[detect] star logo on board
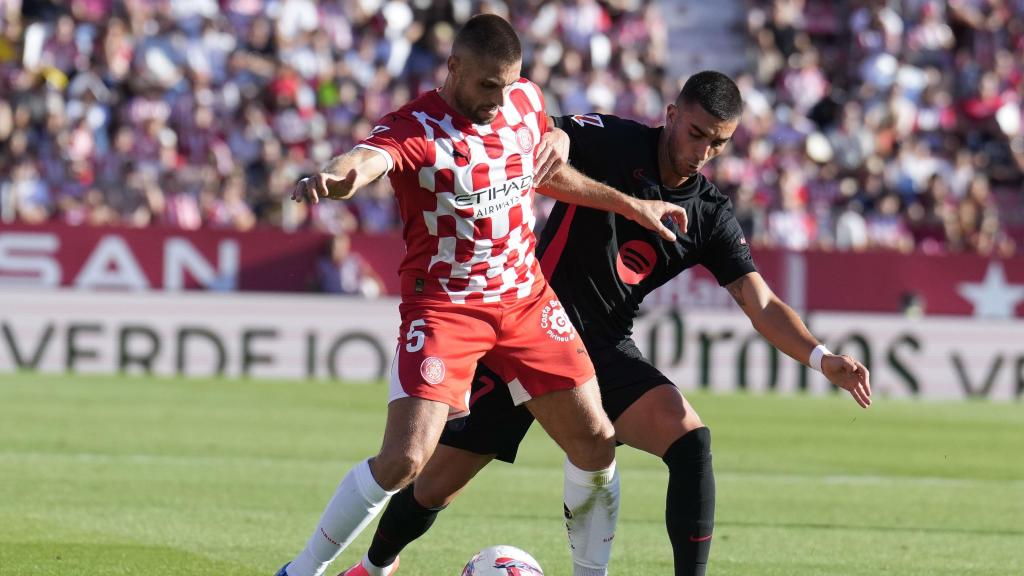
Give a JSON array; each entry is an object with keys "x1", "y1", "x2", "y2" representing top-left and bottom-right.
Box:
[{"x1": 955, "y1": 262, "x2": 1024, "y2": 319}]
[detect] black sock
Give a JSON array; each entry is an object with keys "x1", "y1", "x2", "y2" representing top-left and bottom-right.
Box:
[
  {"x1": 366, "y1": 484, "x2": 445, "y2": 568},
  {"x1": 662, "y1": 426, "x2": 715, "y2": 576}
]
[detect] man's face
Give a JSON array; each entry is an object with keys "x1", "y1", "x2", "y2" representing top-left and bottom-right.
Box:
[
  {"x1": 448, "y1": 52, "x2": 522, "y2": 124},
  {"x1": 664, "y1": 100, "x2": 739, "y2": 179}
]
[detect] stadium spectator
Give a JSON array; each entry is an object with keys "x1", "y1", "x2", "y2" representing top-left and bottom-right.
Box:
[
  {"x1": 315, "y1": 232, "x2": 382, "y2": 297},
  {"x1": 835, "y1": 198, "x2": 870, "y2": 251}
]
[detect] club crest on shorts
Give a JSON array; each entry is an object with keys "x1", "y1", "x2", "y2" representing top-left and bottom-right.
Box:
[
  {"x1": 516, "y1": 126, "x2": 534, "y2": 154},
  {"x1": 540, "y1": 299, "x2": 576, "y2": 342},
  {"x1": 420, "y1": 357, "x2": 446, "y2": 384}
]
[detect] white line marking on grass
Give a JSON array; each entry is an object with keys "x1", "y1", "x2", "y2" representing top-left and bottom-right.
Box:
[{"x1": 1, "y1": 451, "x2": 1022, "y2": 488}]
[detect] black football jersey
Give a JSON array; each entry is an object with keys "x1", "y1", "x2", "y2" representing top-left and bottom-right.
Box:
[{"x1": 538, "y1": 113, "x2": 757, "y2": 351}]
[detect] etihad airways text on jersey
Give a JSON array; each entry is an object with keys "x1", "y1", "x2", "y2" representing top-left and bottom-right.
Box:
[{"x1": 452, "y1": 174, "x2": 534, "y2": 218}]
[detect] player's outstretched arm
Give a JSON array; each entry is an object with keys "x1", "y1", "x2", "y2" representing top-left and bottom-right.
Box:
[
  {"x1": 538, "y1": 164, "x2": 689, "y2": 241},
  {"x1": 726, "y1": 272, "x2": 872, "y2": 408},
  {"x1": 291, "y1": 148, "x2": 389, "y2": 204}
]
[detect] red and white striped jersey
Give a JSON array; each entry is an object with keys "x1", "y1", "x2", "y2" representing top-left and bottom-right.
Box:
[{"x1": 356, "y1": 79, "x2": 548, "y2": 304}]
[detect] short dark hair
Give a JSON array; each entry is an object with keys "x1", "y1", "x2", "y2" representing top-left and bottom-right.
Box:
[
  {"x1": 453, "y1": 14, "x2": 522, "y2": 65},
  {"x1": 677, "y1": 71, "x2": 743, "y2": 121}
]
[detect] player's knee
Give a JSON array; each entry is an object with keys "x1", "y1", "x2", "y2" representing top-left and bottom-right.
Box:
[
  {"x1": 372, "y1": 450, "x2": 430, "y2": 491},
  {"x1": 690, "y1": 426, "x2": 712, "y2": 455},
  {"x1": 564, "y1": 420, "x2": 616, "y2": 471},
  {"x1": 663, "y1": 426, "x2": 712, "y2": 470}
]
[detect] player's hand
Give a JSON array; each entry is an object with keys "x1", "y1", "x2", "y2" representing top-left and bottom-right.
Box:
[
  {"x1": 534, "y1": 127, "x2": 570, "y2": 186},
  {"x1": 292, "y1": 169, "x2": 357, "y2": 204},
  {"x1": 822, "y1": 354, "x2": 872, "y2": 408},
  {"x1": 627, "y1": 199, "x2": 689, "y2": 242}
]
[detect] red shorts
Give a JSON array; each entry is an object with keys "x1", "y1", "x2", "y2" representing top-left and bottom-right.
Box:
[{"x1": 390, "y1": 284, "x2": 594, "y2": 418}]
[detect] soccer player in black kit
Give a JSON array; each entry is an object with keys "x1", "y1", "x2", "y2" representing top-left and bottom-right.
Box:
[{"x1": 338, "y1": 71, "x2": 872, "y2": 576}]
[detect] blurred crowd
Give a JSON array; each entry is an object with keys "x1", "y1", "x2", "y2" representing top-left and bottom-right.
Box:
[
  {"x1": 0, "y1": 0, "x2": 665, "y2": 241},
  {"x1": 719, "y1": 0, "x2": 1024, "y2": 256},
  {"x1": 0, "y1": 0, "x2": 1022, "y2": 260}
]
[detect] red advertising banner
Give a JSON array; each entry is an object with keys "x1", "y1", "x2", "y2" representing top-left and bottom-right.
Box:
[
  {"x1": 0, "y1": 223, "x2": 330, "y2": 292},
  {"x1": 648, "y1": 248, "x2": 1024, "y2": 319},
  {"x1": 802, "y1": 250, "x2": 1024, "y2": 318},
  {"x1": 347, "y1": 232, "x2": 404, "y2": 294},
  {"x1": 2, "y1": 224, "x2": 1022, "y2": 318}
]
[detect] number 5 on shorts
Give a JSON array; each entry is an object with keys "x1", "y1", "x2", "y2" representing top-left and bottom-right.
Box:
[{"x1": 406, "y1": 319, "x2": 426, "y2": 352}]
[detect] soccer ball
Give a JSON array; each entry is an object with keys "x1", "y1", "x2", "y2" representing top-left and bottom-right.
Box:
[{"x1": 460, "y1": 545, "x2": 544, "y2": 576}]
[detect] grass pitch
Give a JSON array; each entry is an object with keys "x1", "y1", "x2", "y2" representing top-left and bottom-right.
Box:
[{"x1": 0, "y1": 373, "x2": 1021, "y2": 575}]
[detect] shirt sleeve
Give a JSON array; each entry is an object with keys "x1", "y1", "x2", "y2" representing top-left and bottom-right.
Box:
[
  {"x1": 354, "y1": 112, "x2": 429, "y2": 176},
  {"x1": 535, "y1": 86, "x2": 548, "y2": 135},
  {"x1": 552, "y1": 114, "x2": 606, "y2": 175},
  {"x1": 702, "y1": 199, "x2": 758, "y2": 286}
]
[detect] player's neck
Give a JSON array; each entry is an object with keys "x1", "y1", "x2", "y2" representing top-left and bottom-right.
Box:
[
  {"x1": 657, "y1": 131, "x2": 691, "y2": 189},
  {"x1": 438, "y1": 81, "x2": 454, "y2": 107},
  {"x1": 437, "y1": 81, "x2": 468, "y2": 122}
]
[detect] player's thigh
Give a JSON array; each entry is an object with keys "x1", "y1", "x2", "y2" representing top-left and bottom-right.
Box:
[
  {"x1": 414, "y1": 444, "x2": 496, "y2": 508},
  {"x1": 525, "y1": 377, "x2": 616, "y2": 470},
  {"x1": 489, "y1": 287, "x2": 596, "y2": 406},
  {"x1": 438, "y1": 359, "x2": 536, "y2": 465},
  {"x1": 613, "y1": 384, "x2": 704, "y2": 458},
  {"x1": 490, "y1": 288, "x2": 611, "y2": 467},
  {"x1": 373, "y1": 396, "x2": 452, "y2": 489},
  {"x1": 524, "y1": 376, "x2": 609, "y2": 439},
  {"x1": 418, "y1": 359, "x2": 535, "y2": 507},
  {"x1": 392, "y1": 300, "x2": 497, "y2": 417}
]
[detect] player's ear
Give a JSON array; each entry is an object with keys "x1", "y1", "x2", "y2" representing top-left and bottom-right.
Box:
[
  {"x1": 665, "y1": 103, "x2": 677, "y2": 128},
  {"x1": 447, "y1": 54, "x2": 460, "y2": 77}
]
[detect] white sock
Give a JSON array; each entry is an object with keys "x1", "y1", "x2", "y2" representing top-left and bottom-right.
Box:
[
  {"x1": 563, "y1": 458, "x2": 620, "y2": 576},
  {"x1": 359, "y1": 553, "x2": 397, "y2": 576},
  {"x1": 287, "y1": 459, "x2": 397, "y2": 576}
]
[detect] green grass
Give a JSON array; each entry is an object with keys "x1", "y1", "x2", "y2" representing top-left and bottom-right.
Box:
[{"x1": 0, "y1": 373, "x2": 1022, "y2": 575}]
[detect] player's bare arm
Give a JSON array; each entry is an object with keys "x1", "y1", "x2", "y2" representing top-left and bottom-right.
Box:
[
  {"x1": 538, "y1": 164, "x2": 689, "y2": 242},
  {"x1": 291, "y1": 147, "x2": 389, "y2": 204},
  {"x1": 726, "y1": 271, "x2": 872, "y2": 408}
]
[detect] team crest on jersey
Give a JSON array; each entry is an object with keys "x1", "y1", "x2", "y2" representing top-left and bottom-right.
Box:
[
  {"x1": 570, "y1": 114, "x2": 604, "y2": 128},
  {"x1": 516, "y1": 126, "x2": 534, "y2": 154},
  {"x1": 420, "y1": 357, "x2": 446, "y2": 384},
  {"x1": 369, "y1": 124, "x2": 390, "y2": 136},
  {"x1": 540, "y1": 299, "x2": 576, "y2": 342}
]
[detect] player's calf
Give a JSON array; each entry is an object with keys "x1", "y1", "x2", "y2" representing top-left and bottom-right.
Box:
[
  {"x1": 664, "y1": 426, "x2": 715, "y2": 576},
  {"x1": 285, "y1": 459, "x2": 398, "y2": 576},
  {"x1": 364, "y1": 485, "x2": 445, "y2": 571},
  {"x1": 563, "y1": 457, "x2": 620, "y2": 576},
  {"x1": 528, "y1": 380, "x2": 620, "y2": 576}
]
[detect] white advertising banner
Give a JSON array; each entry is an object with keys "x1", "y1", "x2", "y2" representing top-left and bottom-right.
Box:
[
  {"x1": 634, "y1": 308, "x2": 1024, "y2": 401},
  {"x1": 0, "y1": 290, "x2": 400, "y2": 382},
  {"x1": 1, "y1": 291, "x2": 1021, "y2": 400}
]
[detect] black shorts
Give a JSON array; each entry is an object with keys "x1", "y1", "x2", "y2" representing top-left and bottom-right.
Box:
[{"x1": 439, "y1": 339, "x2": 672, "y2": 463}]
